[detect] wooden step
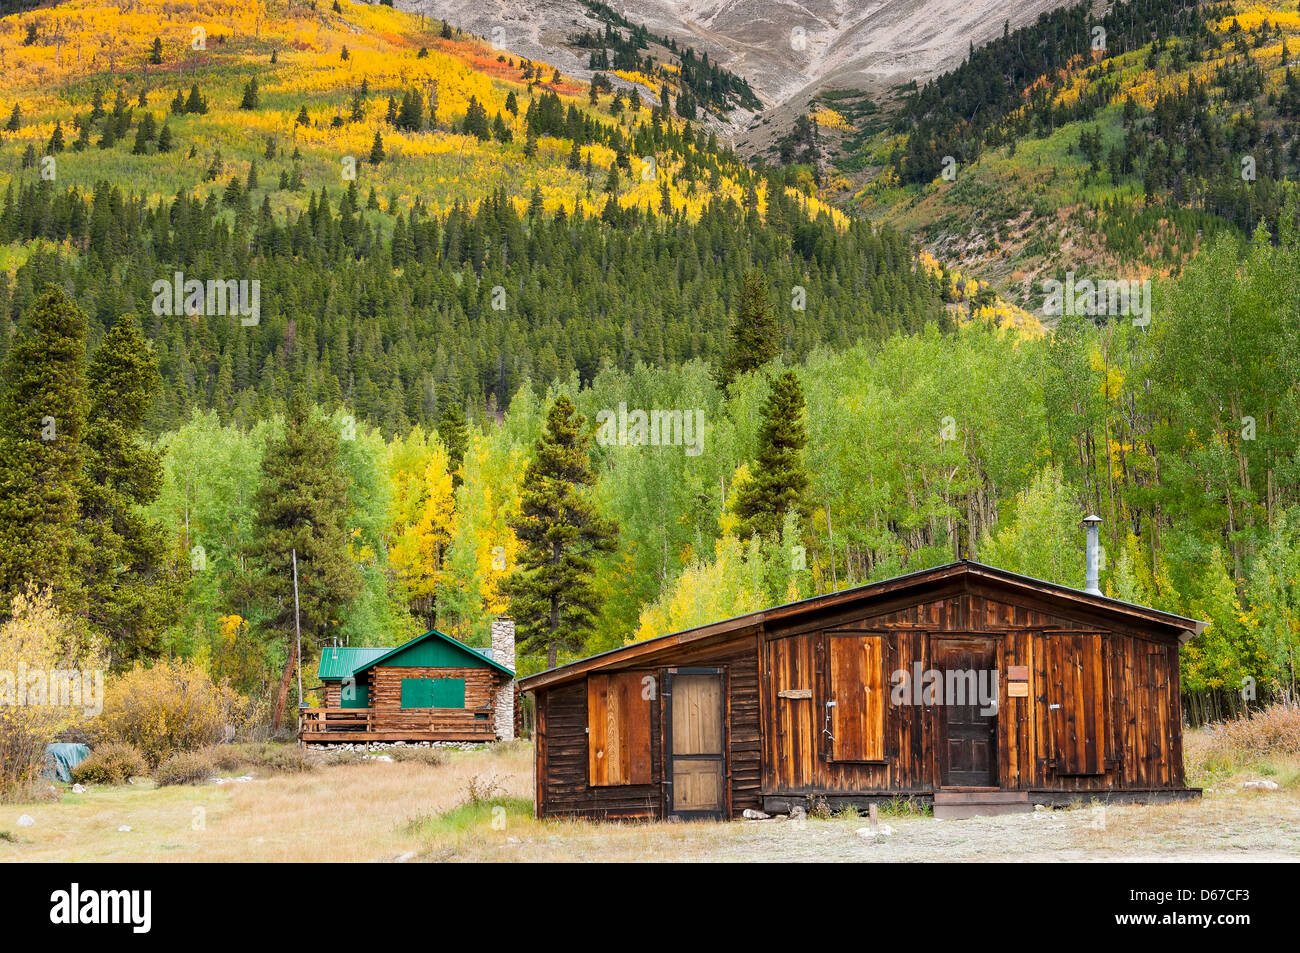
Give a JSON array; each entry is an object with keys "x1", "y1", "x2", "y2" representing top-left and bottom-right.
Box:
[{"x1": 933, "y1": 790, "x2": 1031, "y2": 819}]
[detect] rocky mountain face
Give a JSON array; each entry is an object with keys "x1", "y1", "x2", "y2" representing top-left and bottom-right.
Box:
[{"x1": 401, "y1": 0, "x2": 1080, "y2": 117}]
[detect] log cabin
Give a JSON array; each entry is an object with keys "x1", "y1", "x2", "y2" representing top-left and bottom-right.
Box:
[
  {"x1": 518, "y1": 559, "x2": 1208, "y2": 820},
  {"x1": 300, "y1": 620, "x2": 517, "y2": 744}
]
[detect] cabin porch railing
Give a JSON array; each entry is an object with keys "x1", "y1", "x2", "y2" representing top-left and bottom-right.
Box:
[{"x1": 298, "y1": 706, "x2": 495, "y2": 738}]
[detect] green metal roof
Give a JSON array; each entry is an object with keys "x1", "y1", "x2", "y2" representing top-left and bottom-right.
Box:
[
  {"x1": 317, "y1": 645, "x2": 389, "y2": 680},
  {"x1": 317, "y1": 628, "x2": 514, "y2": 680}
]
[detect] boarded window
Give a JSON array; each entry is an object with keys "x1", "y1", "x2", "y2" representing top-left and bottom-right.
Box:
[
  {"x1": 430, "y1": 678, "x2": 465, "y2": 708},
  {"x1": 827, "y1": 635, "x2": 885, "y2": 761},
  {"x1": 587, "y1": 672, "x2": 652, "y2": 786},
  {"x1": 340, "y1": 680, "x2": 368, "y2": 709},
  {"x1": 1048, "y1": 634, "x2": 1105, "y2": 775},
  {"x1": 399, "y1": 678, "x2": 465, "y2": 708},
  {"x1": 400, "y1": 678, "x2": 432, "y2": 709}
]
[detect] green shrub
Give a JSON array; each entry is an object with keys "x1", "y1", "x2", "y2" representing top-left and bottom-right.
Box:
[
  {"x1": 154, "y1": 750, "x2": 217, "y2": 786},
  {"x1": 205, "y1": 745, "x2": 244, "y2": 773},
  {"x1": 1203, "y1": 705, "x2": 1300, "y2": 764},
  {"x1": 94, "y1": 659, "x2": 259, "y2": 767},
  {"x1": 404, "y1": 796, "x2": 532, "y2": 837},
  {"x1": 0, "y1": 720, "x2": 46, "y2": 804},
  {"x1": 323, "y1": 749, "x2": 364, "y2": 766},
  {"x1": 71, "y1": 743, "x2": 147, "y2": 785},
  {"x1": 202, "y1": 742, "x2": 316, "y2": 775},
  {"x1": 489, "y1": 738, "x2": 531, "y2": 758},
  {"x1": 389, "y1": 747, "x2": 447, "y2": 766},
  {"x1": 0, "y1": 590, "x2": 103, "y2": 802},
  {"x1": 243, "y1": 743, "x2": 314, "y2": 774}
]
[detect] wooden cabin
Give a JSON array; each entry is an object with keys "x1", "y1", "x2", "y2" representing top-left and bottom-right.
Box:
[
  {"x1": 518, "y1": 561, "x2": 1207, "y2": 820},
  {"x1": 300, "y1": 622, "x2": 517, "y2": 744}
]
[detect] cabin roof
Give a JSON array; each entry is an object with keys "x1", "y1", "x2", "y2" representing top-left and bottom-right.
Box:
[
  {"x1": 517, "y1": 560, "x2": 1208, "y2": 692},
  {"x1": 317, "y1": 646, "x2": 389, "y2": 680},
  {"x1": 317, "y1": 629, "x2": 514, "y2": 680}
]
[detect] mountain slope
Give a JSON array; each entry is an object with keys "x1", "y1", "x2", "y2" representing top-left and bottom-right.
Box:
[
  {"x1": 401, "y1": 0, "x2": 1079, "y2": 129},
  {"x1": 839, "y1": 0, "x2": 1300, "y2": 303},
  {"x1": 0, "y1": 0, "x2": 960, "y2": 434}
]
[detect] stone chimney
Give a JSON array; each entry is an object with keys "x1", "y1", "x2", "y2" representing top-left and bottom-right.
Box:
[{"x1": 490, "y1": 617, "x2": 516, "y2": 741}]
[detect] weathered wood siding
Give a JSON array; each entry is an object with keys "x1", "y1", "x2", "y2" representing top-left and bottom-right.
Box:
[
  {"x1": 533, "y1": 582, "x2": 1189, "y2": 818},
  {"x1": 536, "y1": 679, "x2": 663, "y2": 819},
  {"x1": 534, "y1": 640, "x2": 762, "y2": 820},
  {"x1": 369, "y1": 666, "x2": 498, "y2": 711},
  {"x1": 759, "y1": 589, "x2": 1185, "y2": 795}
]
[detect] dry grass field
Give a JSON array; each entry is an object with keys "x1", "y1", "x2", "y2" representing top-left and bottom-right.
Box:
[{"x1": 2, "y1": 728, "x2": 1298, "y2": 863}]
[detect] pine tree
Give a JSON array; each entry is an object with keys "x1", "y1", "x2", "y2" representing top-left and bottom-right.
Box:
[
  {"x1": 492, "y1": 112, "x2": 511, "y2": 143},
  {"x1": 239, "y1": 76, "x2": 259, "y2": 110},
  {"x1": 717, "y1": 270, "x2": 781, "y2": 387},
  {"x1": 0, "y1": 287, "x2": 89, "y2": 614},
  {"x1": 47, "y1": 121, "x2": 65, "y2": 154},
  {"x1": 131, "y1": 113, "x2": 156, "y2": 154},
  {"x1": 396, "y1": 89, "x2": 423, "y2": 131},
  {"x1": 507, "y1": 395, "x2": 616, "y2": 666},
  {"x1": 369, "y1": 129, "x2": 385, "y2": 165},
  {"x1": 79, "y1": 314, "x2": 172, "y2": 664},
  {"x1": 249, "y1": 397, "x2": 362, "y2": 728},
  {"x1": 184, "y1": 83, "x2": 207, "y2": 114},
  {"x1": 733, "y1": 370, "x2": 811, "y2": 541},
  {"x1": 6, "y1": 103, "x2": 21, "y2": 132},
  {"x1": 436, "y1": 395, "x2": 468, "y2": 485},
  {"x1": 156, "y1": 122, "x2": 173, "y2": 153},
  {"x1": 148, "y1": 37, "x2": 163, "y2": 65}
]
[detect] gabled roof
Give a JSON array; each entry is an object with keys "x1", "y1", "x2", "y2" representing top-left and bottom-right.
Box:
[
  {"x1": 518, "y1": 560, "x2": 1208, "y2": 692},
  {"x1": 317, "y1": 646, "x2": 389, "y2": 680},
  {"x1": 358, "y1": 628, "x2": 514, "y2": 677},
  {"x1": 317, "y1": 629, "x2": 515, "y2": 680}
]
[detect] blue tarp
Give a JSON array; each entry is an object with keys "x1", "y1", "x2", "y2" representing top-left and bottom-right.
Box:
[{"x1": 43, "y1": 743, "x2": 91, "y2": 783}]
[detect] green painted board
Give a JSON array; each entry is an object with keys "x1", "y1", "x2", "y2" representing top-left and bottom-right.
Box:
[
  {"x1": 430, "y1": 678, "x2": 465, "y2": 708},
  {"x1": 340, "y1": 683, "x2": 369, "y2": 709},
  {"x1": 400, "y1": 678, "x2": 434, "y2": 709},
  {"x1": 385, "y1": 638, "x2": 485, "y2": 670},
  {"x1": 399, "y1": 677, "x2": 465, "y2": 708}
]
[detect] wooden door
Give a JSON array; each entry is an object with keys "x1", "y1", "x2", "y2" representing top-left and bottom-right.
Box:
[
  {"x1": 763, "y1": 635, "x2": 816, "y2": 790},
  {"x1": 666, "y1": 669, "x2": 726, "y2": 819},
  {"x1": 935, "y1": 638, "x2": 998, "y2": 787}
]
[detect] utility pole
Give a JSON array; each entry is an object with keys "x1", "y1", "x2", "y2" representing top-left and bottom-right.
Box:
[{"x1": 292, "y1": 548, "x2": 303, "y2": 712}]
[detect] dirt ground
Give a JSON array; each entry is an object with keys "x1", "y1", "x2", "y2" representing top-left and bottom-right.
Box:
[{"x1": 3, "y1": 742, "x2": 1298, "y2": 862}]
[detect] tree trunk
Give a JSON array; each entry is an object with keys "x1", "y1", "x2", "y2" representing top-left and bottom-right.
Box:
[{"x1": 272, "y1": 631, "x2": 295, "y2": 731}]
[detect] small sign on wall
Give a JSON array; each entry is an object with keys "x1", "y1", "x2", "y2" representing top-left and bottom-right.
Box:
[{"x1": 1007, "y1": 664, "x2": 1029, "y2": 698}]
